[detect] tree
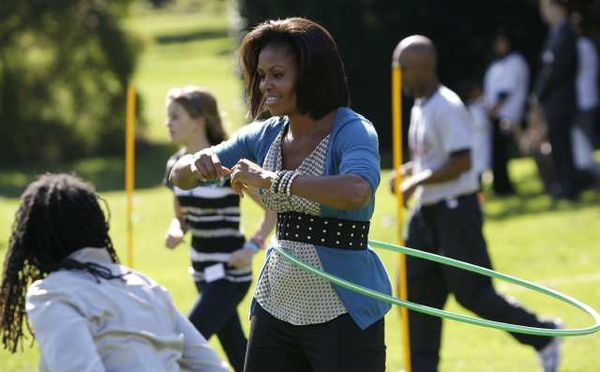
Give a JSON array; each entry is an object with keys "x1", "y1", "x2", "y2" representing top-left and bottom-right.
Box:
[{"x1": 0, "y1": 0, "x2": 142, "y2": 163}]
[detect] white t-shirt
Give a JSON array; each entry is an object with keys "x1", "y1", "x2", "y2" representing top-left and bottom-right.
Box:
[
  {"x1": 484, "y1": 52, "x2": 529, "y2": 125},
  {"x1": 576, "y1": 36, "x2": 599, "y2": 111},
  {"x1": 409, "y1": 85, "x2": 479, "y2": 205},
  {"x1": 572, "y1": 125, "x2": 598, "y2": 171},
  {"x1": 467, "y1": 98, "x2": 491, "y2": 175}
]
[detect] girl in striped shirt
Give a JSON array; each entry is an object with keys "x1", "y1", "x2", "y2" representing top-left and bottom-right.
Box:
[{"x1": 163, "y1": 87, "x2": 275, "y2": 372}]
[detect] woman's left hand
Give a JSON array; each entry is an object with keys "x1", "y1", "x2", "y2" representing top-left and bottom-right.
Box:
[{"x1": 230, "y1": 159, "x2": 276, "y2": 196}]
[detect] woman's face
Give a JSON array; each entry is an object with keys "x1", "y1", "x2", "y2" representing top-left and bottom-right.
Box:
[
  {"x1": 257, "y1": 44, "x2": 298, "y2": 116},
  {"x1": 165, "y1": 100, "x2": 202, "y2": 145}
]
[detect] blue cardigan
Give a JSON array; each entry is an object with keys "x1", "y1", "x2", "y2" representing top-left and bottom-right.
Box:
[{"x1": 213, "y1": 107, "x2": 392, "y2": 329}]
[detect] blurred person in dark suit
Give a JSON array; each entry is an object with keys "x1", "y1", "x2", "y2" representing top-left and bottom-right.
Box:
[{"x1": 533, "y1": 0, "x2": 579, "y2": 200}]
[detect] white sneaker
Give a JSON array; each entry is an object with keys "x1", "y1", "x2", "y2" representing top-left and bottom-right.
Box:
[{"x1": 537, "y1": 321, "x2": 562, "y2": 372}]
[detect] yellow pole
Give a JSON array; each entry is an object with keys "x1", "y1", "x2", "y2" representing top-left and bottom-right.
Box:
[
  {"x1": 125, "y1": 85, "x2": 136, "y2": 268},
  {"x1": 392, "y1": 62, "x2": 411, "y2": 372}
]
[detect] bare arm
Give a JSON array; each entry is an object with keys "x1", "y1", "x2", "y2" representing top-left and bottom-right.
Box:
[
  {"x1": 418, "y1": 150, "x2": 471, "y2": 185},
  {"x1": 243, "y1": 188, "x2": 277, "y2": 244},
  {"x1": 401, "y1": 150, "x2": 471, "y2": 202},
  {"x1": 390, "y1": 161, "x2": 414, "y2": 193},
  {"x1": 228, "y1": 160, "x2": 373, "y2": 211},
  {"x1": 169, "y1": 154, "x2": 200, "y2": 190},
  {"x1": 169, "y1": 150, "x2": 230, "y2": 190},
  {"x1": 288, "y1": 174, "x2": 372, "y2": 210},
  {"x1": 165, "y1": 197, "x2": 186, "y2": 249}
]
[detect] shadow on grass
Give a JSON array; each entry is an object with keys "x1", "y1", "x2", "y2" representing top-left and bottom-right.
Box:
[
  {"x1": 155, "y1": 29, "x2": 228, "y2": 44},
  {"x1": 0, "y1": 142, "x2": 178, "y2": 198},
  {"x1": 483, "y1": 185, "x2": 600, "y2": 221},
  {"x1": 479, "y1": 154, "x2": 600, "y2": 220}
]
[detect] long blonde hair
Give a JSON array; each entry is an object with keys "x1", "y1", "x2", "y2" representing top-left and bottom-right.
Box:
[{"x1": 166, "y1": 86, "x2": 229, "y2": 145}]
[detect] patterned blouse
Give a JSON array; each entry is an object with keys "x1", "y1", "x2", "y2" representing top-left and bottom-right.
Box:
[
  {"x1": 254, "y1": 128, "x2": 347, "y2": 325},
  {"x1": 212, "y1": 108, "x2": 392, "y2": 330}
]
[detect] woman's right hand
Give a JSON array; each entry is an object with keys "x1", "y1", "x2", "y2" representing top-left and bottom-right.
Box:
[{"x1": 192, "y1": 149, "x2": 231, "y2": 181}]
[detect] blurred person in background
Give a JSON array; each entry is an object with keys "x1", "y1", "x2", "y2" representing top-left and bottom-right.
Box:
[
  {"x1": 458, "y1": 79, "x2": 491, "y2": 188},
  {"x1": 571, "y1": 12, "x2": 599, "y2": 190},
  {"x1": 534, "y1": 0, "x2": 579, "y2": 200},
  {"x1": 163, "y1": 86, "x2": 276, "y2": 372},
  {"x1": 392, "y1": 35, "x2": 561, "y2": 372},
  {"x1": 484, "y1": 29, "x2": 530, "y2": 196}
]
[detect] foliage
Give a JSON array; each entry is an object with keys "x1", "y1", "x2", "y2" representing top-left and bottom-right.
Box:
[{"x1": 0, "y1": 0, "x2": 143, "y2": 163}]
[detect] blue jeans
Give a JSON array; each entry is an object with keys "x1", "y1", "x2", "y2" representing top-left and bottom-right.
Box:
[{"x1": 190, "y1": 279, "x2": 251, "y2": 372}]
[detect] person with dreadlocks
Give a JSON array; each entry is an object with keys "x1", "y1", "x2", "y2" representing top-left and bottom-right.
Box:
[{"x1": 0, "y1": 173, "x2": 228, "y2": 372}]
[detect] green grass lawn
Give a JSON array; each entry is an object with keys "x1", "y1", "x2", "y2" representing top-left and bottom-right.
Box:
[{"x1": 1, "y1": 2, "x2": 600, "y2": 371}]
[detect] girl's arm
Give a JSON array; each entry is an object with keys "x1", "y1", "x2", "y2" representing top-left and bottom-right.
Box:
[
  {"x1": 227, "y1": 190, "x2": 277, "y2": 269},
  {"x1": 245, "y1": 188, "x2": 277, "y2": 247},
  {"x1": 165, "y1": 197, "x2": 186, "y2": 249}
]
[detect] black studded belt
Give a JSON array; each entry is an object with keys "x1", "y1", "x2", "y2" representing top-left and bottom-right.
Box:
[{"x1": 277, "y1": 212, "x2": 369, "y2": 250}]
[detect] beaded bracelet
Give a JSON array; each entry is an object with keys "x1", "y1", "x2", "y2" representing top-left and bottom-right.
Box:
[
  {"x1": 285, "y1": 172, "x2": 300, "y2": 196},
  {"x1": 269, "y1": 170, "x2": 285, "y2": 194},
  {"x1": 278, "y1": 171, "x2": 293, "y2": 194}
]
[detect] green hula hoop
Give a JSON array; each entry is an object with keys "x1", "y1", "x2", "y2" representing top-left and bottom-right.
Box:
[{"x1": 272, "y1": 240, "x2": 600, "y2": 337}]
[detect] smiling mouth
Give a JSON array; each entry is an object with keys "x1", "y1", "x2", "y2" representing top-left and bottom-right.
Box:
[{"x1": 265, "y1": 96, "x2": 280, "y2": 105}]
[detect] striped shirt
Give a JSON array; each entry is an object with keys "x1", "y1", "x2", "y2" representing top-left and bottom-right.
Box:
[{"x1": 164, "y1": 150, "x2": 250, "y2": 283}]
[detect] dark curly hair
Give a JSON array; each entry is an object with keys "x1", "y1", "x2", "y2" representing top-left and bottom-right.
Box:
[{"x1": 0, "y1": 173, "x2": 121, "y2": 353}]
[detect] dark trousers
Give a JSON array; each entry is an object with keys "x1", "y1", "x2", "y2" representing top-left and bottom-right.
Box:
[
  {"x1": 190, "y1": 279, "x2": 251, "y2": 372},
  {"x1": 491, "y1": 118, "x2": 515, "y2": 194},
  {"x1": 405, "y1": 194, "x2": 554, "y2": 372},
  {"x1": 244, "y1": 303, "x2": 385, "y2": 372},
  {"x1": 545, "y1": 106, "x2": 578, "y2": 199}
]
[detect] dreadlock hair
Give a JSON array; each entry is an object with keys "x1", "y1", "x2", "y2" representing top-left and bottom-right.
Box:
[{"x1": 0, "y1": 173, "x2": 121, "y2": 353}]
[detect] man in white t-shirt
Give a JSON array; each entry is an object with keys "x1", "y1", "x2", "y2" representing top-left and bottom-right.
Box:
[
  {"x1": 392, "y1": 35, "x2": 560, "y2": 372},
  {"x1": 484, "y1": 30, "x2": 530, "y2": 195}
]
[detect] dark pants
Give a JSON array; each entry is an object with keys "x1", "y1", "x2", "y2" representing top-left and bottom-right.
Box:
[
  {"x1": 405, "y1": 194, "x2": 554, "y2": 372},
  {"x1": 491, "y1": 118, "x2": 515, "y2": 194},
  {"x1": 244, "y1": 303, "x2": 385, "y2": 372},
  {"x1": 190, "y1": 279, "x2": 251, "y2": 372},
  {"x1": 544, "y1": 106, "x2": 578, "y2": 199}
]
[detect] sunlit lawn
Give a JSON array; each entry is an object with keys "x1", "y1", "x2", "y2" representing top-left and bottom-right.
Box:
[{"x1": 1, "y1": 2, "x2": 599, "y2": 371}]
